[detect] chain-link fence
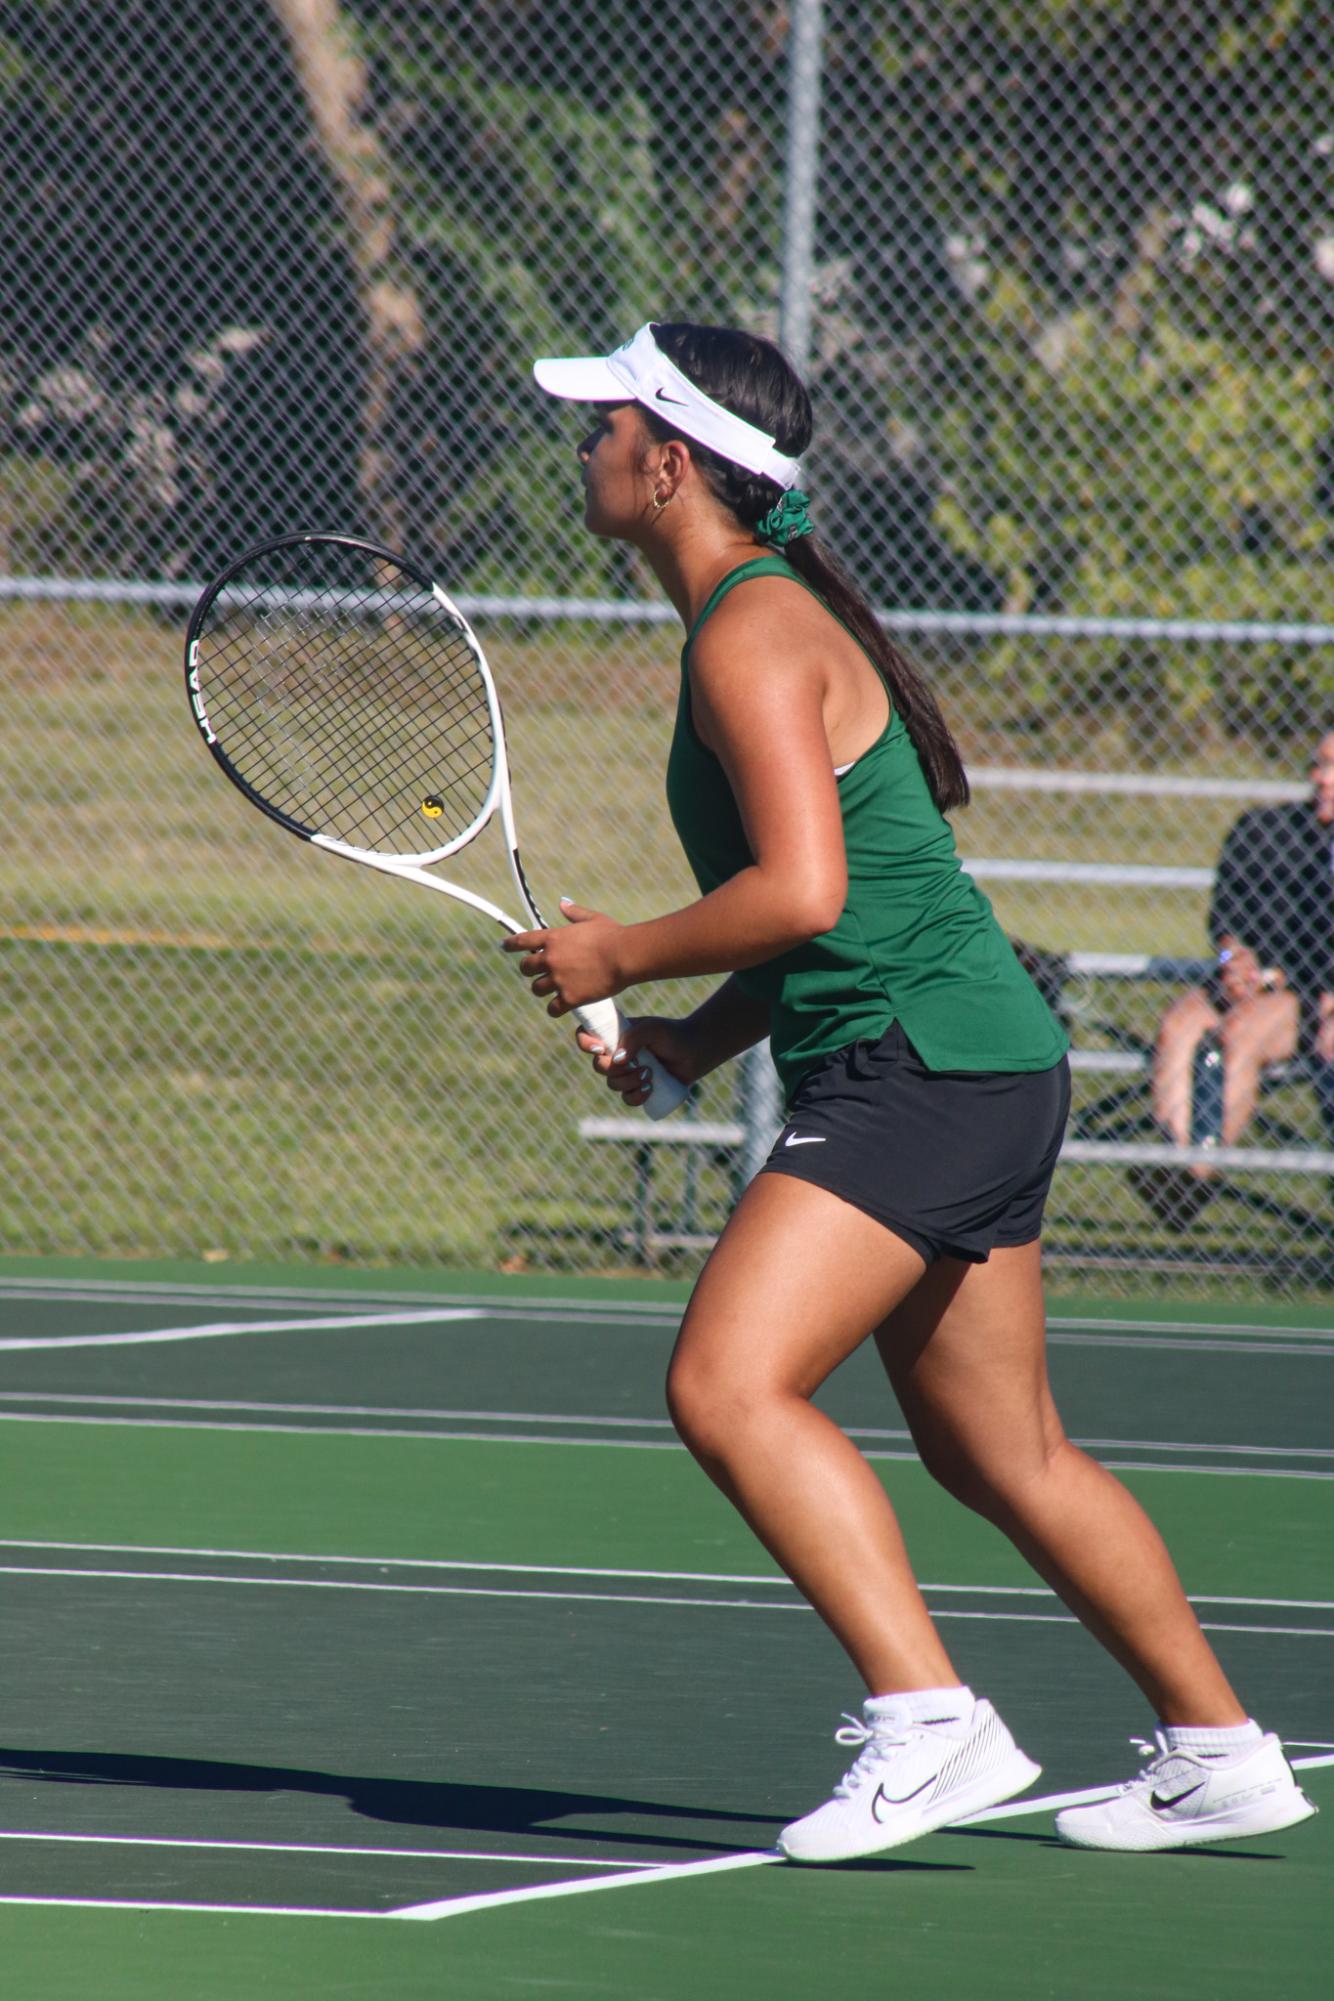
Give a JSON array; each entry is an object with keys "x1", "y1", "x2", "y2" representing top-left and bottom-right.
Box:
[{"x1": 3, "y1": 2, "x2": 1333, "y2": 1295}]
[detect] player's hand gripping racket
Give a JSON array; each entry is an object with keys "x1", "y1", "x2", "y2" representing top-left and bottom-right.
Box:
[{"x1": 184, "y1": 530, "x2": 688, "y2": 1117}]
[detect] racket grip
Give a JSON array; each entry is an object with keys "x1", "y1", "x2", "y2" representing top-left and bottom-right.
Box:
[
  {"x1": 575, "y1": 999, "x2": 690, "y2": 1120},
  {"x1": 634, "y1": 1045, "x2": 691, "y2": 1121}
]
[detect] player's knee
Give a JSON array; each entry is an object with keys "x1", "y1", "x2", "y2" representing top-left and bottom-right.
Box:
[
  {"x1": 665, "y1": 1350, "x2": 739, "y2": 1457},
  {"x1": 916, "y1": 1430, "x2": 1065, "y2": 1524},
  {"x1": 913, "y1": 1434, "x2": 991, "y2": 1512},
  {"x1": 665, "y1": 1348, "x2": 783, "y2": 1461}
]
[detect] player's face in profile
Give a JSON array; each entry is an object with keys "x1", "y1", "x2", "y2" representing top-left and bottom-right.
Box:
[
  {"x1": 1310, "y1": 731, "x2": 1334, "y2": 824},
  {"x1": 576, "y1": 402, "x2": 654, "y2": 540}
]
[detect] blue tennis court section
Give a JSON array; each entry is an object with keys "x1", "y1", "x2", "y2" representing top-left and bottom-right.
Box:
[{"x1": 0, "y1": 1259, "x2": 1328, "y2": 1999}]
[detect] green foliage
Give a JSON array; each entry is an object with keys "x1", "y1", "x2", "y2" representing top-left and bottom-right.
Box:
[
  {"x1": 384, "y1": 65, "x2": 667, "y2": 593},
  {"x1": 838, "y1": 2, "x2": 1334, "y2": 737},
  {"x1": 0, "y1": 32, "x2": 28, "y2": 108},
  {"x1": 931, "y1": 282, "x2": 1334, "y2": 730},
  {"x1": 358, "y1": 29, "x2": 769, "y2": 594},
  {"x1": 870, "y1": 0, "x2": 1137, "y2": 73},
  {"x1": 3, "y1": 0, "x2": 1333, "y2": 743}
]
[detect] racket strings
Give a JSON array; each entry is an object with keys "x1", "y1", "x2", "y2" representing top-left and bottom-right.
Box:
[
  {"x1": 194, "y1": 561, "x2": 497, "y2": 852},
  {"x1": 259, "y1": 595, "x2": 459, "y2": 807},
  {"x1": 287, "y1": 612, "x2": 448, "y2": 821}
]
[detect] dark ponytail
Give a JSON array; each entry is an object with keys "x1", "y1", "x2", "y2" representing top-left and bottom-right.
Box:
[{"x1": 645, "y1": 322, "x2": 970, "y2": 814}]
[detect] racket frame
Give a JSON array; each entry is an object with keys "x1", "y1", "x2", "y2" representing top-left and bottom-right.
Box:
[{"x1": 185, "y1": 530, "x2": 687, "y2": 1116}]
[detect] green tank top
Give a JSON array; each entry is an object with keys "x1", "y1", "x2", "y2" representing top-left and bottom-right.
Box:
[{"x1": 664, "y1": 556, "x2": 1068, "y2": 1102}]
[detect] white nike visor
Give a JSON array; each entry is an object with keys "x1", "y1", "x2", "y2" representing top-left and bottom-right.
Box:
[{"x1": 532, "y1": 323, "x2": 802, "y2": 489}]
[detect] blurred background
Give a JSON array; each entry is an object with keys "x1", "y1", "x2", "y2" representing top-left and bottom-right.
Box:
[{"x1": 2, "y1": 0, "x2": 1332, "y2": 1295}]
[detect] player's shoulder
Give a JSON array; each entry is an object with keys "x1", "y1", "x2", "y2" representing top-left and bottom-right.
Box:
[{"x1": 690, "y1": 567, "x2": 832, "y2": 674}]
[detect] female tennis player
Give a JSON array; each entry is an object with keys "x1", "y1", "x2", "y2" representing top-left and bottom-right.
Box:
[{"x1": 507, "y1": 321, "x2": 1315, "y2": 1860}]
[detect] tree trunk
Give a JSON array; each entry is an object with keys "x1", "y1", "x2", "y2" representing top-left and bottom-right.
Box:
[
  {"x1": 268, "y1": 0, "x2": 423, "y2": 546},
  {"x1": 1111, "y1": 206, "x2": 1173, "y2": 343}
]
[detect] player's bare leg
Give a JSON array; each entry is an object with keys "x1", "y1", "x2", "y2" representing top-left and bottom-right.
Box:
[
  {"x1": 876, "y1": 1241, "x2": 1245, "y2": 1725},
  {"x1": 666, "y1": 1171, "x2": 953, "y2": 1693},
  {"x1": 670, "y1": 1175, "x2": 1048, "y2": 1861}
]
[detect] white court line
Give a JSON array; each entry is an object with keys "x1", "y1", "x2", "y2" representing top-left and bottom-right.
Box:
[
  {"x1": 5, "y1": 1762, "x2": 1329, "y2": 1928},
  {"x1": 0, "y1": 1412, "x2": 689, "y2": 1448},
  {"x1": 2, "y1": 1393, "x2": 1330, "y2": 1469},
  {"x1": 6, "y1": 1276, "x2": 1334, "y2": 1341},
  {"x1": 1, "y1": 1769, "x2": 1328, "y2": 1925},
  {"x1": 0, "y1": 1561, "x2": 808, "y2": 1610},
  {"x1": 0, "y1": 1309, "x2": 481, "y2": 1353},
  {"x1": 1195, "y1": 1621, "x2": 1334, "y2": 1638},
  {"x1": 10, "y1": 1538, "x2": 799, "y2": 1585},
  {"x1": 0, "y1": 1563, "x2": 1041, "y2": 1619},
  {"x1": 1097, "y1": 1459, "x2": 1334, "y2": 1482},
  {"x1": 1189, "y1": 1594, "x2": 1334, "y2": 1610},
  {"x1": 1049, "y1": 1315, "x2": 1334, "y2": 1341},
  {"x1": 0, "y1": 1277, "x2": 677, "y2": 1309},
  {"x1": 0, "y1": 1281, "x2": 684, "y2": 1328},
  {"x1": 1054, "y1": 1339, "x2": 1334, "y2": 1360},
  {"x1": 0, "y1": 1893, "x2": 386, "y2": 1919},
  {"x1": 4, "y1": 1288, "x2": 1331, "y2": 1361},
  {"x1": 390, "y1": 1846, "x2": 781, "y2": 1921},
  {"x1": 0, "y1": 1854, "x2": 777, "y2": 1924},
  {"x1": 4, "y1": 1539, "x2": 1329, "y2": 1614},
  {"x1": 954, "y1": 1750, "x2": 1334, "y2": 1826},
  {"x1": 0, "y1": 1830, "x2": 656, "y2": 1869},
  {"x1": 968, "y1": 1749, "x2": 1334, "y2": 1824},
  {"x1": 391, "y1": 1750, "x2": 1334, "y2": 1919},
  {"x1": 958, "y1": 1782, "x2": 1120, "y2": 1823},
  {"x1": 1077, "y1": 1436, "x2": 1334, "y2": 1461},
  {"x1": 10, "y1": 1299, "x2": 1327, "y2": 1355},
  {"x1": 1, "y1": 1409, "x2": 1329, "y2": 1477},
  {"x1": 2, "y1": 1562, "x2": 1330, "y2": 1636},
  {"x1": 0, "y1": 1392, "x2": 682, "y2": 1430}
]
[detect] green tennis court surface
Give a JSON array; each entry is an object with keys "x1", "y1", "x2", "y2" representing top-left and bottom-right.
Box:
[{"x1": 0, "y1": 1256, "x2": 1329, "y2": 1999}]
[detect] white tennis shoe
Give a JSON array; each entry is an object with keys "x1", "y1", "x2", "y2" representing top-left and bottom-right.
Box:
[
  {"x1": 778, "y1": 1697, "x2": 1041, "y2": 1864},
  {"x1": 1055, "y1": 1730, "x2": 1317, "y2": 1852}
]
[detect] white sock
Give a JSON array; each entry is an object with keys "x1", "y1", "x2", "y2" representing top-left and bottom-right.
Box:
[
  {"x1": 1161, "y1": 1719, "x2": 1263, "y2": 1757},
  {"x1": 866, "y1": 1685, "x2": 975, "y2": 1733}
]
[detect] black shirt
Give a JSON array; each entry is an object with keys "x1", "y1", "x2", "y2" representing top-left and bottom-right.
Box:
[{"x1": 1210, "y1": 801, "x2": 1334, "y2": 996}]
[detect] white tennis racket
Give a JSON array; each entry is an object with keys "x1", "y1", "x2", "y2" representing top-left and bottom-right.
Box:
[{"x1": 184, "y1": 529, "x2": 688, "y2": 1118}]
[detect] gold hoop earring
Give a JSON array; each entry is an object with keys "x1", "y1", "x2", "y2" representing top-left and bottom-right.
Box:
[{"x1": 652, "y1": 490, "x2": 671, "y2": 512}]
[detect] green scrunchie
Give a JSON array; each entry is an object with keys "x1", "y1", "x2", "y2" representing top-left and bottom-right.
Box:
[{"x1": 756, "y1": 489, "x2": 814, "y2": 547}]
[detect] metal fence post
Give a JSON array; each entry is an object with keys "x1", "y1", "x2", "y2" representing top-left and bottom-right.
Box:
[
  {"x1": 736, "y1": 0, "x2": 825, "y2": 1188},
  {"x1": 778, "y1": 0, "x2": 824, "y2": 372}
]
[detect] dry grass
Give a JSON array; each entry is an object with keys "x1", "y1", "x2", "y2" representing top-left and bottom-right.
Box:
[{"x1": 0, "y1": 600, "x2": 1312, "y2": 1271}]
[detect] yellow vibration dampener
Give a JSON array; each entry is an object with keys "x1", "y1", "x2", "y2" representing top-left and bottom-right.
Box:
[{"x1": 421, "y1": 795, "x2": 444, "y2": 818}]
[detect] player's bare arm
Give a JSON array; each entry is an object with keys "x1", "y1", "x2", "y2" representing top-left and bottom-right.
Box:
[{"x1": 508, "y1": 599, "x2": 848, "y2": 1010}]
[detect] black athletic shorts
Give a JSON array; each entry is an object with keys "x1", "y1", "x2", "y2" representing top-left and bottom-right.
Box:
[{"x1": 761, "y1": 1020, "x2": 1071, "y2": 1265}]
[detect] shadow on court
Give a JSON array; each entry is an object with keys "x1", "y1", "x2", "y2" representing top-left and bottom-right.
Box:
[
  {"x1": 0, "y1": 1746, "x2": 780, "y2": 1856},
  {"x1": 945, "y1": 1823, "x2": 1286, "y2": 1862}
]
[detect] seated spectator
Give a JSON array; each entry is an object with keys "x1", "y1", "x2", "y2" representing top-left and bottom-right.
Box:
[{"x1": 1133, "y1": 729, "x2": 1334, "y2": 1227}]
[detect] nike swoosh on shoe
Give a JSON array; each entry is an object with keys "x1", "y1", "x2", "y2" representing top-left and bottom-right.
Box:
[
  {"x1": 1150, "y1": 1782, "x2": 1206, "y2": 1810},
  {"x1": 872, "y1": 1777, "x2": 934, "y2": 1819}
]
